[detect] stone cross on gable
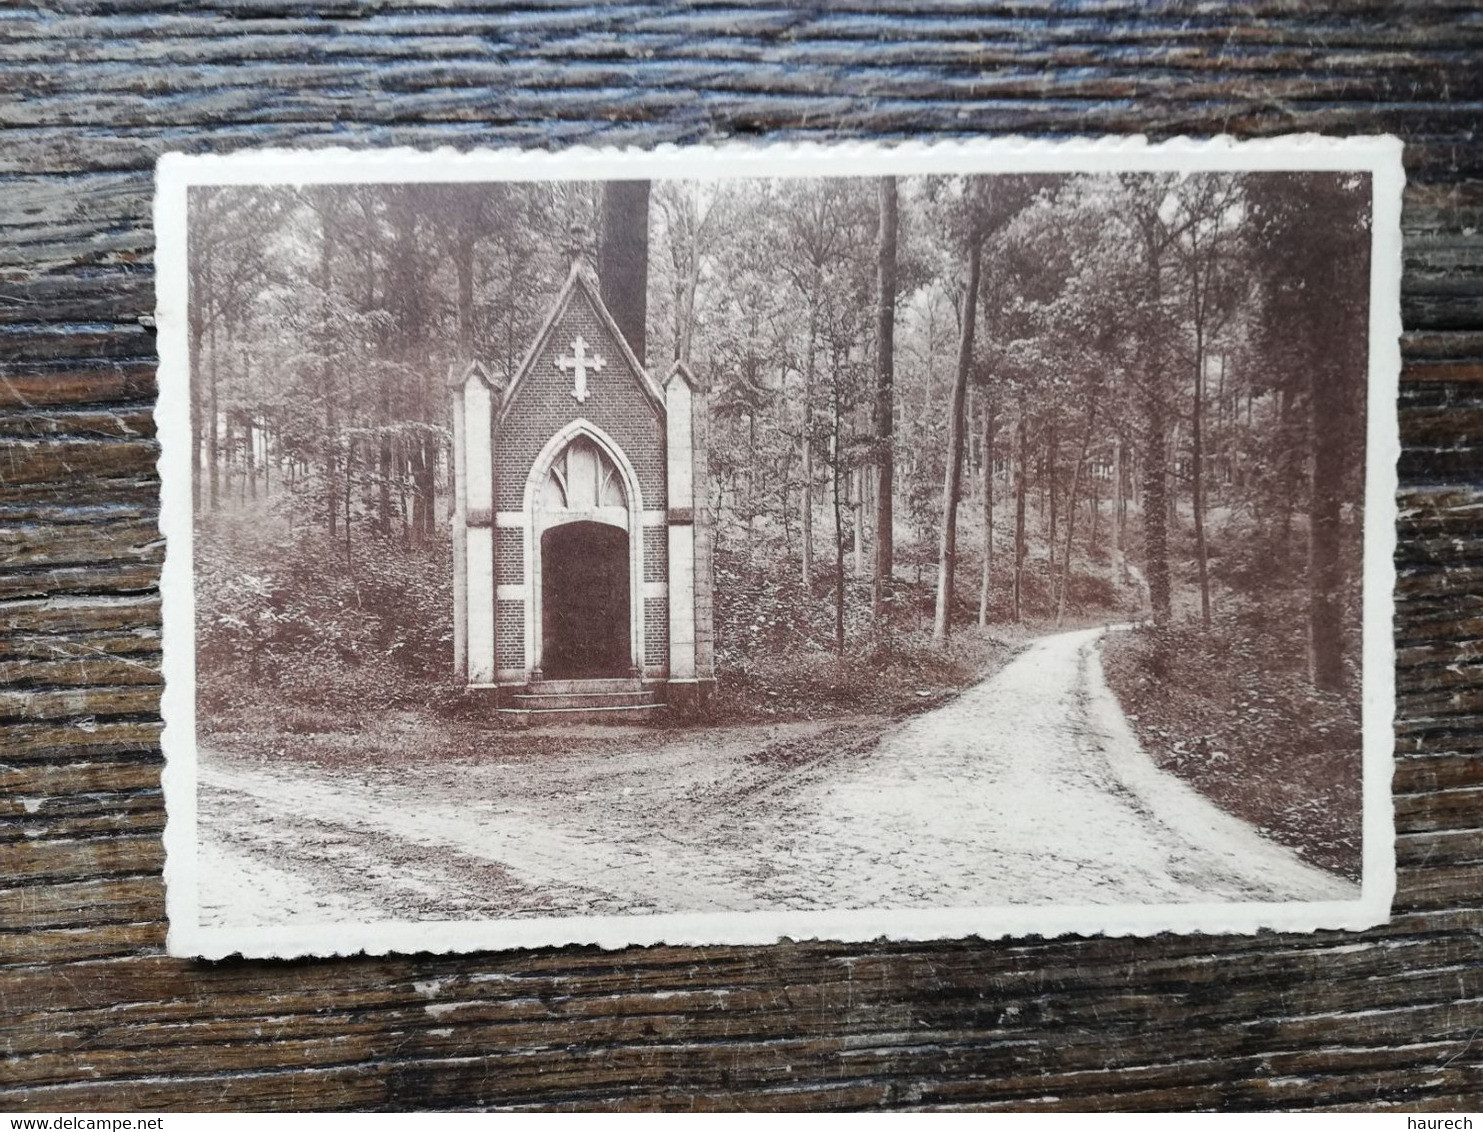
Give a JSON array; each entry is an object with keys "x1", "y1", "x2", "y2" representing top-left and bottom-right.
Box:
[{"x1": 556, "y1": 335, "x2": 605, "y2": 404}]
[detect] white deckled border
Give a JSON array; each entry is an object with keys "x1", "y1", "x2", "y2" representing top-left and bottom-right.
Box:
[{"x1": 155, "y1": 135, "x2": 1402, "y2": 961}]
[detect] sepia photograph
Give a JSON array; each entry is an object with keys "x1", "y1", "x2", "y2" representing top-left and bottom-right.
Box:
[{"x1": 154, "y1": 140, "x2": 1399, "y2": 958}]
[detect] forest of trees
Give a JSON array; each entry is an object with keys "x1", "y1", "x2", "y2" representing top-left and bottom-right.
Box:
[{"x1": 189, "y1": 170, "x2": 1370, "y2": 718}]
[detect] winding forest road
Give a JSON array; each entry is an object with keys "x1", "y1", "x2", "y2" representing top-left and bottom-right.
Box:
[
  {"x1": 750, "y1": 626, "x2": 1356, "y2": 909},
  {"x1": 197, "y1": 626, "x2": 1355, "y2": 928}
]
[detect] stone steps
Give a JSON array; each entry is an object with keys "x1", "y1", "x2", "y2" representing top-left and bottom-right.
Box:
[
  {"x1": 510, "y1": 689, "x2": 655, "y2": 710},
  {"x1": 522, "y1": 677, "x2": 643, "y2": 695},
  {"x1": 495, "y1": 679, "x2": 665, "y2": 725},
  {"x1": 495, "y1": 702, "x2": 666, "y2": 726}
]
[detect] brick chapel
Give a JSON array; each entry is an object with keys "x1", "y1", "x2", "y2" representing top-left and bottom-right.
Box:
[{"x1": 448, "y1": 254, "x2": 716, "y2": 720}]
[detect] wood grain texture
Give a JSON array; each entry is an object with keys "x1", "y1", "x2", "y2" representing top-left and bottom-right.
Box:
[{"x1": 1, "y1": 1, "x2": 1481, "y2": 1112}]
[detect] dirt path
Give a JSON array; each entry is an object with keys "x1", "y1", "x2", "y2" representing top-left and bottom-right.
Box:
[
  {"x1": 749, "y1": 626, "x2": 1355, "y2": 909},
  {"x1": 197, "y1": 627, "x2": 1354, "y2": 926}
]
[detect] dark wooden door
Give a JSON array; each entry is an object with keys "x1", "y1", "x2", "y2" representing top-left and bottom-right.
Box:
[{"x1": 540, "y1": 521, "x2": 631, "y2": 679}]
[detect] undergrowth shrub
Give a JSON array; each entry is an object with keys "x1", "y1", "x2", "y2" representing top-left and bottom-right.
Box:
[{"x1": 196, "y1": 508, "x2": 452, "y2": 728}]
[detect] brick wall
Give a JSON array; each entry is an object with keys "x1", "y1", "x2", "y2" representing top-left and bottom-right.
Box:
[
  {"x1": 494, "y1": 286, "x2": 666, "y2": 514},
  {"x1": 643, "y1": 526, "x2": 667, "y2": 583},
  {"x1": 644, "y1": 597, "x2": 668, "y2": 668},
  {"x1": 495, "y1": 599, "x2": 525, "y2": 670},
  {"x1": 495, "y1": 528, "x2": 523, "y2": 584}
]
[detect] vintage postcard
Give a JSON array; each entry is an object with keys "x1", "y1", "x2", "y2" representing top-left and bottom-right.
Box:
[{"x1": 155, "y1": 137, "x2": 1400, "y2": 959}]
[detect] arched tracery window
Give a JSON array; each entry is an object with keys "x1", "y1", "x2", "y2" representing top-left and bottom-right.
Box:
[{"x1": 539, "y1": 436, "x2": 627, "y2": 514}]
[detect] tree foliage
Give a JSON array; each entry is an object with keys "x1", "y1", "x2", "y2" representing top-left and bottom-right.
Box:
[{"x1": 192, "y1": 171, "x2": 1370, "y2": 704}]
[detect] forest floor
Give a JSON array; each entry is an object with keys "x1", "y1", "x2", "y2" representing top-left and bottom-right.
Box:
[
  {"x1": 1101, "y1": 623, "x2": 1364, "y2": 880},
  {"x1": 196, "y1": 626, "x2": 1355, "y2": 927}
]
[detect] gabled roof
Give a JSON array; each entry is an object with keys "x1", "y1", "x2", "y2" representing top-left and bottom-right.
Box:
[
  {"x1": 497, "y1": 259, "x2": 665, "y2": 426},
  {"x1": 449, "y1": 358, "x2": 503, "y2": 392},
  {"x1": 665, "y1": 358, "x2": 701, "y2": 393}
]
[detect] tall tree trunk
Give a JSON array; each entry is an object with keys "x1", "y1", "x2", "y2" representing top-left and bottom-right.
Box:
[
  {"x1": 1046, "y1": 421, "x2": 1058, "y2": 563},
  {"x1": 246, "y1": 413, "x2": 257, "y2": 503},
  {"x1": 398, "y1": 437, "x2": 410, "y2": 541},
  {"x1": 1192, "y1": 335, "x2": 1212, "y2": 627},
  {"x1": 325, "y1": 409, "x2": 338, "y2": 543},
  {"x1": 598, "y1": 181, "x2": 651, "y2": 365},
  {"x1": 670, "y1": 196, "x2": 704, "y2": 366},
  {"x1": 207, "y1": 299, "x2": 220, "y2": 511},
  {"x1": 777, "y1": 443, "x2": 794, "y2": 549},
  {"x1": 377, "y1": 414, "x2": 392, "y2": 540},
  {"x1": 978, "y1": 395, "x2": 996, "y2": 626},
  {"x1": 801, "y1": 305, "x2": 817, "y2": 593},
  {"x1": 222, "y1": 412, "x2": 235, "y2": 504},
  {"x1": 933, "y1": 239, "x2": 981, "y2": 644},
  {"x1": 745, "y1": 412, "x2": 757, "y2": 555},
  {"x1": 1089, "y1": 464, "x2": 1100, "y2": 551},
  {"x1": 342, "y1": 437, "x2": 353, "y2": 570},
  {"x1": 454, "y1": 221, "x2": 475, "y2": 362},
  {"x1": 1276, "y1": 385, "x2": 1299, "y2": 568},
  {"x1": 409, "y1": 436, "x2": 427, "y2": 545},
  {"x1": 1140, "y1": 275, "x2": 1172, "y2": 624},
  {"x1": 1310, "y1": 360, "x2": 1346, "y2": 691},
  {"x1": 873, "y1": 177, "x2": 898, "y2": 618},
  {"x1": 852, "y1": 467, "x2": 865, "y2": 576},
  {"x1": 1056, "y1": 382, "x2": 1101, "y2": 625},
  {"x1": 237, "y1": 413, "x2": 247, "y2": 504},
  {"x1": 189, "y1": 306, "x2": 204, "y2": 513},
  {"x1": 1013, "y1": 414, "x2": 1027, "y2": 623},
  {"x1": 317, "y1": 207, "x2": 339, "y2": 541},
  {"x1": 1143, "y1": 396, "x2": 1170, "y2": 623},
  {"x1": 1113, "y1": 434, "x2": 1127, "y2": 583},
  {"x1": 831, "y1": 405, "x2": 846, "y2": 655}
]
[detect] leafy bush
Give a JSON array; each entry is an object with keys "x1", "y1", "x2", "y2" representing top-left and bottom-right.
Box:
[
  {"x1": 1101, "y1": 613, "x2": 1362, "y2": 878},
  {"x1": 195, "y1": 507, "x2": 452, "y2": 728}
]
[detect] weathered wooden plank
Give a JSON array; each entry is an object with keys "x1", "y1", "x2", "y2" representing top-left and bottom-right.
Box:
[
  {"x1": 10, "y1": 981, "x2": 1475, "y2": 1091},
  {"x1": 0, "y1": 563, "x2": 160, "y2": 600},
  {"x1": 0, "y1": 365, "x2": 155, "y2": 409},
  {"x1": 1398, "y1": 661, "x2": 1483, "y2": 697},
  {"x1": 0, "y1": 322, "x2": 154, "y2": 363},
  {"x1": 1402, "y1": 331, "x2": 1483, "y2": 363},
  {"x1": 0, "y1": 519, "x2": 163, "y2": 571},
  {"x1": 0, "y1": 758, "x2": 161, "y2": 797},
  {"x1": 0, "y1": 438, "x2": 158, "y2": 487},
  {"x1": 4, "y1": 943, "x2": 1481, "y2": 1090},
  {"x1": 0, "y1": 779, "x2": 161, "y2": 819},
  {"x1": 3, "y1": 122, "x2": 1483, "y2": 181},
  {"x1": 0, "y1": 833, "x2": 165, "y2": 885},
  {"x1": 1, "y1": 595, "x2": 161, "y2": 635},
  {"x1": 0, "y1": 631, "x2": 160, "y2": 667},
  {"x1": 0, "y1": 1065, "x2": 387, "y2": 1114},
  {"x1": 1395, "y1": 783, "x2": 1483, "y2": 829},
  {"x1": 0, "y1": 682, "x2": 164, "y2": 718},
  {"x1": 0, "y1": 406, "x2": 156, "y2": 441},
  {"x1": 2, "y1": 924, "x2": 1476, "y2": 1013},
  {"x1": 0, "y1": 921, "x2": 165, "y2": 966},
  {"x1": 1393, "y1": 864, "x2": 1483, "y2": 911},
  {"x1": 0, "y1": 718, "x2": 162, "y2": 763},
  {"x1": 1396, "y1": 828, "x2": 1483, "y2": 867},
  {"x1": 0, "y1": 272, "x2": 154, "y2": 327},
  {"x1": 0, "y1": 804, "x2": 165, "y2": 846},
  {"x1": 0, "y1": 875, "x2": 162, "y2": 930},
  {"x1": 1, "y1": 10, "x2": 1476, "y2": 67},
  {"x1": 0, "y1": 656, "x2": 162, "y2": 689}
]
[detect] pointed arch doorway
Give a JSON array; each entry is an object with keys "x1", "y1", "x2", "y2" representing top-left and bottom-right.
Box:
[{"x1": 525, "y1": 424, "x2": 645, "y2": 683}]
